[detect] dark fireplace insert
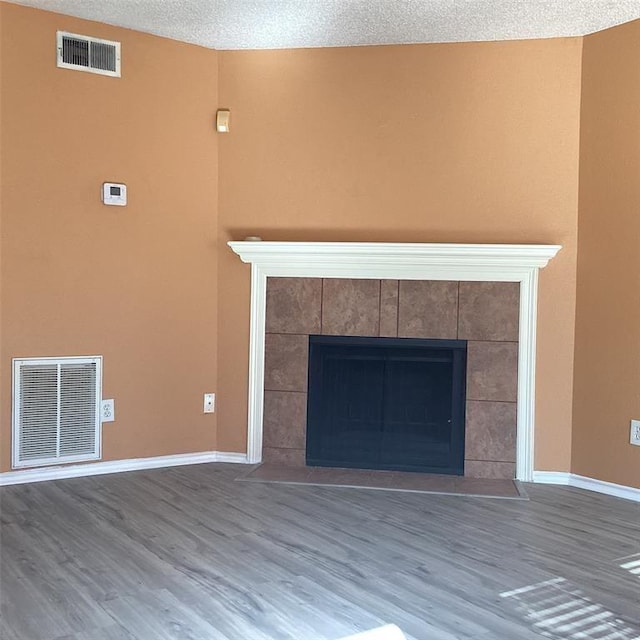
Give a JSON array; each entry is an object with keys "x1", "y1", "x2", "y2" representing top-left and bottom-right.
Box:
[{"x1": 306, "y1": 335, "x2": 467, "y2": 474}]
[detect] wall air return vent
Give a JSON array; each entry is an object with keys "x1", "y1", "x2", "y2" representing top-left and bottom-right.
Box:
[
  {"x1": 12, "y1": 357, "x2": 102, "y2": 469},
  {"x1": 57, "y1": 32, "x2": 121, "y2": 77}
]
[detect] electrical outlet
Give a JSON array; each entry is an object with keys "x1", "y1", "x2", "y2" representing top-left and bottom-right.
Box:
[
  {"x1": 631, "y1": 420, "x2": 640, "y2": 446},
  {"x1": 101, "y1": 399, "x2": 115, "y2": 422},
  {"x1": 204, "y1": 393, "x2": 215, "y2": 414}
]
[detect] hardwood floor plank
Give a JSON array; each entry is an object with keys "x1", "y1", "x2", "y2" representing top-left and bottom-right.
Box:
[
  {"x1": 52, "y1": 623, "x2": 139, "y2": 640},
  {"x1": 1, "y1": 522, "x2": 115, "y2": 638},
  {"x1": 1, "y1": 463, "x2": 638, "y2": 640},
  {"x1": 97, "y1": 587, "x2": 231, "y2": 640}
]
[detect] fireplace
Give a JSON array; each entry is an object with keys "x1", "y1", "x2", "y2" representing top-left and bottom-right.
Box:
[
  {"x1": 261, "y1": 277, "x2": 520, "y2": 478},
  {"x1": 307, "y1": 335, "x2": 467, "y2": 474},
  {"x1": 228, "y1": 241, "x2": 562, "y2": 481}
]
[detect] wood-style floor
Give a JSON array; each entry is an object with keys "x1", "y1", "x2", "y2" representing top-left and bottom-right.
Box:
[{"x1": 0, "y1": 463, "x2": 638, "y2": 640}]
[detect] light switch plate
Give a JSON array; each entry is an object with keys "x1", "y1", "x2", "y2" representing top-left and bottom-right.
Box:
[{"x1": 631, "y1": 420, "x2": 640, "y2": 446}]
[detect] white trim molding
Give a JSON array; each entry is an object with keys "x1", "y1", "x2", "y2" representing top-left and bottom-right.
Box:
[
  {"x1": 532, "y1": 471, "x2": 571, "y2": 485},
  {"x1": 533, "y1": 471, "x2": 640, "y2": 502},
  {"x1": 228, "y1": 241, "x2": 561, "y2": 481},
  {"x1": 0, "y1": 451, "x2": 250, "y2": 486},
  {"x1": 214, "y1": 451, "x2": 251, "y2": 464}
]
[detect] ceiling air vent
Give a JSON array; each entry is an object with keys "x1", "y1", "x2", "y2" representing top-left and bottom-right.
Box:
[
  {"x1": 57, "y1": 31, "x2": 121, "y2": 77},
  {"x1": 12, "y1": 356, "x2": 102, "y2": 469}
]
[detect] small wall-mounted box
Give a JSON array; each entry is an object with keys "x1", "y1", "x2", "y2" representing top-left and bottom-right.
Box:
[
  {"x1": 102, "y1": 182, "x2": 127, "y2": 206},
  {"x1": 204, "y1": 393, "x2": 215, "y2": 413}
]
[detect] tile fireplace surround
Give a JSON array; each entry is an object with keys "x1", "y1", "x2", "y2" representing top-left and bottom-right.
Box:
[
  {"x1": 229, "y1": 242, "x2": 561, "y2": 482},
  {"x1": 264, "y1": 278, "x2": 518, "y2": 479}
]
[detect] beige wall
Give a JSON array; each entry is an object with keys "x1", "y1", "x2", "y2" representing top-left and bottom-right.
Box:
[
  {"x1": 8, "y1": 4, "x2": 636, "y2": 485},
  {"x1": 0, "y1": 6, "x2": 4, "y2": 457},
  {"x1": 573, "y1": 20, "x2": 640, "y2": 487},
  {"x1": 217, "y1": 39, "x2": 583, "y2": 471},
  {"x1": 0, "y1": 3, "x2": 219, "y2": 471}
]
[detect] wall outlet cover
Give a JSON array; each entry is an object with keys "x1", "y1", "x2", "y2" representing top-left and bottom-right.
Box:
[
  {"x1": 631, "y1": 420, "x2": 640, "y2": 446},
  {"x1": 101, "y1": 399, "x2": 115, "y2": 422}
]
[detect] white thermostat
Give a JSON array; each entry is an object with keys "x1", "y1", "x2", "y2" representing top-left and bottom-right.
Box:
[{"x1": 102, "y1": 182, "x2": 127, "y2": 206}]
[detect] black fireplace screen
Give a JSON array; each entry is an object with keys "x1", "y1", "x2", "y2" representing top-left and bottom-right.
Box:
[{"x1": 306, "y1": 335, "x2": 467, "y2": 474}]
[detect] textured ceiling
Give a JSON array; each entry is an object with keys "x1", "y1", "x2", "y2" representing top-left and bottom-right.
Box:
[{"x1": 6, "y1": 0, "x2": 640, "y2": 50}]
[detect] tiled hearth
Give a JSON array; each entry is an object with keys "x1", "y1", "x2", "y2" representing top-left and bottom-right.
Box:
[{"x1": 263, "y1": 277, "x2": 519, "y2": 479}]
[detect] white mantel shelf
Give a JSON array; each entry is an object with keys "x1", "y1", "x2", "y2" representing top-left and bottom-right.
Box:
[
  {"x1": 228, "y1": 242, "x2": 561, "y2": 276},
  {"x1": 228, "y1": 241, "x2": 562, "y2": 482}
]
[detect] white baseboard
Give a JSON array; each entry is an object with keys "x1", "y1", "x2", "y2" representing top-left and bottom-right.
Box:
[
  {"x1": 3, "y1": 458, "x2": 636, "y2": 502},
  {"x1": 568, "y1": 473, "x2": 640, "y2": 502},
  {"x1": 213, "y1": 451, "x2": 251, "y2": 464},
  {"x1": 533, "y1": 471, "x2": 640, "y2": 502},
  {"x1": 532, "y1": 471, "x2": 571, "y2": 485},
  {"x1": 0, "y1": 450, "x2": 251, "y2": 486}
]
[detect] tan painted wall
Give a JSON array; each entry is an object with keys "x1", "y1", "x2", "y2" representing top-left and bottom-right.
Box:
[
  {"x1": 8, "y1": 4, "x2": 619, "y2": 480},
  {"x1": 0, "y1": 5, "x2": 4, "y2": 453},
  {"x1": 0, "y1": 3, "x2": 219, "y2": 471},
  {"x1": 573, "y1": 20, "x2": 640, "y2": 487},
  {"x1": 217, "y1": 39, "x2": 583, "y2": 471}
]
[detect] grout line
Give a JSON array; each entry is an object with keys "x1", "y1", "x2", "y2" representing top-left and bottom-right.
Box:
[
  {"x1": 320, "y1": 277, "x2": 324, "y2": 335},
  {"x1": 377, "y1": 279, "x2": 382, "y2": 336},
  {"x1": 265, "y1": 332, "x2": 314, "y2": 338},
  {"x1": 457, "y1": 280, "x2": 461, "y2": 339},
  {"x1": 264, "y1": 389, "x2": 308, "y2": 395},
  {"x1": 303, "y1": 330, "x2": 310, "y2": 394},
  {"x1": 395, "y1": 280, "x2": 400, "y2": 337},
  {"x1": 468, "y1": 338, "x2": 520, "y2": 344},
  {"x1": 465, "y1": 458, "x2": 517, "y2": 464}
]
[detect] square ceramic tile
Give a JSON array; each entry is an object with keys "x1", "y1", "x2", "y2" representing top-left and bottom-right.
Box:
[
  {"x1": 264, "y1": 333, "x2": 308, "y2": 392},
  {"x1": 263, "y1": 390, "x2": 308, "y2": 449},
  {"x1": 465, "y1": 400, "x2": 517, "y2": 462},
  {"x1": 454, "y1": 476, "x2": 520, "y2": 496},
  {"x1": 464, "y1": 460, "x2": 516, "y2": 479},
  {"x1": 458, "y1": 281, "x2": 519, "y2": 341},
  {"x1": 262, "y1": 447, "x2": 306, "y2": 467},
  {"x1": 266, "y1": 277, "x2": 322, "y2": 334},
  {"x1": 322, "y1": 279, "x2": 380, "y2": 336},
  {"x1": 466, "y1": 341, "x2": 518, "y2": 402},
  {"x1": 247, "y1": 464, "x2": 312, "y2": 482},
  {"x1": 397, "y1": 280, "x2": 458, "y2": 339}
]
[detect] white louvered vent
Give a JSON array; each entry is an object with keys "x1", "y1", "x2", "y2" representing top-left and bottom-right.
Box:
[
  {"x1": 12, "y1": 357, "x2": 102, "y2": 469},
  {"x1": 57, "y1": 32, "x2": 121, "y2": 77}
]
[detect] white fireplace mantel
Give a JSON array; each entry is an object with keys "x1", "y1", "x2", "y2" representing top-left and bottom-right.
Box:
[{"x1": 228, "y1": 241, "x2": 561, "y2": 481}]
